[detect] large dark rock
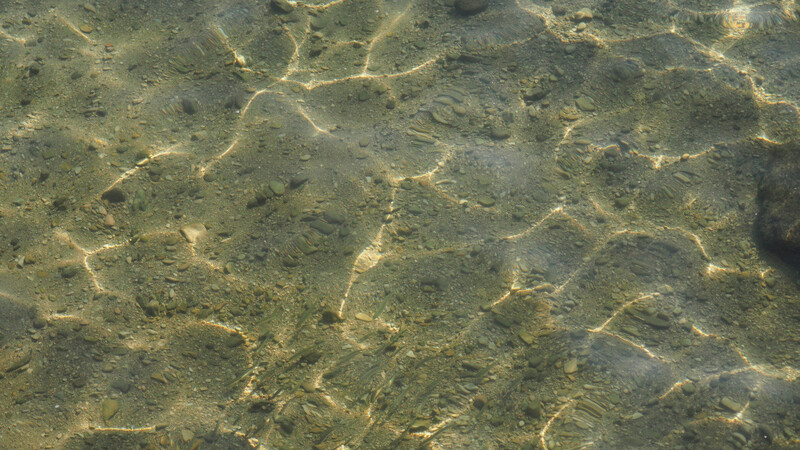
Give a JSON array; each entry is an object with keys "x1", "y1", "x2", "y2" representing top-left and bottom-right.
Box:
[
  {"x1": 455, "y1": 0, "x2": 489, "y2": 15},
  {"x1": 756, "y1": 145, "x2": 800, "y2": 267}
]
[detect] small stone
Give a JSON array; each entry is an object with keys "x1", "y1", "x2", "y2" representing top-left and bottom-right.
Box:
[
  {"x1": 731, "y1": 432, "x2": 747, "y2": 446},
  {"x1": 224, "y1": 333, "x2": 245, "y2": 347},
  {"x1": 473, "y1": 394, "x2": 487, "y2": 410},
  {"x1": 573, "y1": 8, "x2": 593, "y2": 22},
  {"x1": 355, "y1": 313, "x2": 372, "y2": 322},
  {"x1": 564, "y1": 358, "x2": 578, "y2": 374},
  {"x1": 301, "y1": 380, "x2": 317, "y2": 393},
  {"x1": 60, "y1": 265, "x2": 80, "y2": 279},
  {"x1": 102, "y1": 399, "x2": 119, "y2": 421},
  {"x1": 111, "y1": 379, "x2": 132, "y2": 393},
  {"x1": 476, "y1": 195, "x2": 495, "y2": 207},
  {"x1": 455, "y1": 0, "x2": 488, "y2": 14},
  {"x1": 409, "y1": 418, "x2": 431, "y2": 432},
  {"x1": 673, "y1": 172, "x2": 692, "y2": 184},
  {"x1": 181, "y1": 97, "x2": 200, "y2": 115},
  {"x1": 614, "y1": 196, "x2": 632, "y2": 209},
  {"x1": 311, "y1": 220, "x2": 335, "y2": 235},
  {"x1": 575, "y1": 96, "x2": 595, "y2": 111},
  {"x1": 518, "y1": 331, "x2": 534, "y2": 345},
  {"x1": 290, "y1": 174, "x2": 309, "y2": 188},
  {"x1": 181, "y1": 429, "x2": 194, "y2": 443},
  {"x1": 271, "y1": 0, "x2": 294, "y2": 13},
  {"x1": 523, "y1": 401, "x2": 542, "y2": 418},
  {"x1": 180, "y1": 223, "x2": 206, "y2": 243},
  {"x1": 101, "y1": 187, "x2": 126, "y2": 203},
  {"x1": 523, "y1": 86, "x2": 547, "y2": 101},
  {"x1": 490, "y1": 125, "x2": 510, "y2": 140},
  {"x1": 320, "y1": 309, "x2": 344, "y2": 324},
  {"x1": 721, "y1": 397, "x2": 742, "y2": 412},
  {"x1": 559, "y1": 106, "x2": 581, "y2": 120},
  {"x1": 150, "y1": 372, "x2": 168, "y2": 384},
  {"x1": 104, "y1": 214, "x2": 115, "y2": 227},
  {"x1": 276, "y1": 416, "x2": 294, "y2": 434},
  {"x1": 323, "y1": 209, "x2": 346, "y2": 224},
  {"x1": 144, "y1": 300, "x2": 160, "y2": 316}
]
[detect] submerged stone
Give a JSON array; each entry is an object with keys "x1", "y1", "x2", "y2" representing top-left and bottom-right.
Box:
[{"x1": 757, "y1": 144, "x2": 800, "y2": 268}]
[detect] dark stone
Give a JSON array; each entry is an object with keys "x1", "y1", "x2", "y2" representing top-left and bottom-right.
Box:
[
  {"x1": 101, "y1": 187, "x2": 126, "y2": 203},
  {"x1": 224, "y1": 93, "x2": 245, "y2": 110},
  {"x1": 271, "y1": 0, "x2": 294, "y2": 13},
  {"x1": 111, "y1": 379, "x2": 132, "y2": 393},
  {"x1": 523, "y1": 86, "x2": 548, "y2": 101},
  {"x1": 756, "y1": 145, "x2": 800, "y2": 267},
  {"x1": 523, "y1": 401, "x2": 542, "y2": 418},
  {"x1": 290, "y1": 174, "x2": 309, "y2": 188},
  {"x1": 608, "y1": 57, "x2": 644, "y2": 83},
  {"x1": 472, "y1": 394, "x2": 487, "y2": 410},
  {"x1": 60, "y1": 265, "x2": 80, "y2": 279},
  {"x1": 181, "y1": 97, "x2": 199, "y2": 114},
  {"x1": 455, "y1": 0, "x2": 488, "y2": 15},
  {"x1": 275, "y1": 416, "x2": 294, "y2": 434},
  {"x1": 490, "y1": 125, "x2": 510, "y2": 140}
]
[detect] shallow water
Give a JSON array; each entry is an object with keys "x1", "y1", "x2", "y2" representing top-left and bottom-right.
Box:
[{"x1": 1, "y1": 0, "x2": 800, "y2": 448}]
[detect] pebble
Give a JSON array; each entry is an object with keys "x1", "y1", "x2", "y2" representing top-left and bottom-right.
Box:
[
  {"x1": 573, "y1": 8, "x2": 593, "y2": 22},
  {"x1": 323, "y1": 209, "x2": 346, "y2": 224},
  {"x1": 559, "y1": 107, "x2": 581, "y2": 120},
  {"x1": 490, "y1": 125, "x2": 510, "y2": 140},
  {"x1": 721, "y1": 397, "x2": 742, "y2": 412},
  {"x1": 476, "y1": 195, "x2": 495, "y2": 207},
  {"x1": 181, "y1": 429, "x2": 194, "y2": 443},
  {"x1": 290, "y1": 174, "x2": 309, "y2": 188},
  {"x1": 524, "y1": 401, "x2": 542, "y2": 418},
  {"x1": 311, "y1": 220, "x2": 335, "y2": 235},
  {"x1": 575, "y1": 96, "x2": 595, "y2": 111},
  {"x1": 523, "y1": 86, "x2": 547, "y2": 101},
  {"x1": 518, "y1": 331, "x2": 534, "y2": 345},
  {"x1": 673, "y1": 172, "x2": 692, "y2": 184},
  {"x1": 181, "y1": 97, "x2": 199, "y2": 115},
  {"x1": 269, "y1": 180, "x2": 285, "y2": 196},
  {"x1": 455, "y1": 0, "x2": 488, "y2": 14},
  {"x1": 472, "y1": 394, "x2": 487, "y2": 409},
  {"x1": 60, "y1": 265, "x2": 80, "y2": 279},
  {"x1": 179, "y1": 223, "x2": 206, "y2": 243},
  {"x1": 271, "y1": 0, "x2": 294, "y2": 13},
  {"x1": 102, "y1": 399, "x2": 119, "y2": 421},
  {"x1": 564, "y1": 358, "x2": 578, "y2": 374},
  {"x1": 101, "y1": 187, "x2": 126, "y2": 203},
  {"x1": 111, "y1": 379, "x2": 132, "y2": 393}
]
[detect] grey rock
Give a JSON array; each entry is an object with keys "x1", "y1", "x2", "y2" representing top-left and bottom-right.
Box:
[
  {"x1": 757, "y1": 145, "x2": 800, "y2": 267},
  {"x1": 455, "y1": 0, "x2": 488, "y2": 15}
]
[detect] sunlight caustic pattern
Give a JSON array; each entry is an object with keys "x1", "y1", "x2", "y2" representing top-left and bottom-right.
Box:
[{"x1": 1, "y1": 0, "x2": 800, "y2": 448}]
